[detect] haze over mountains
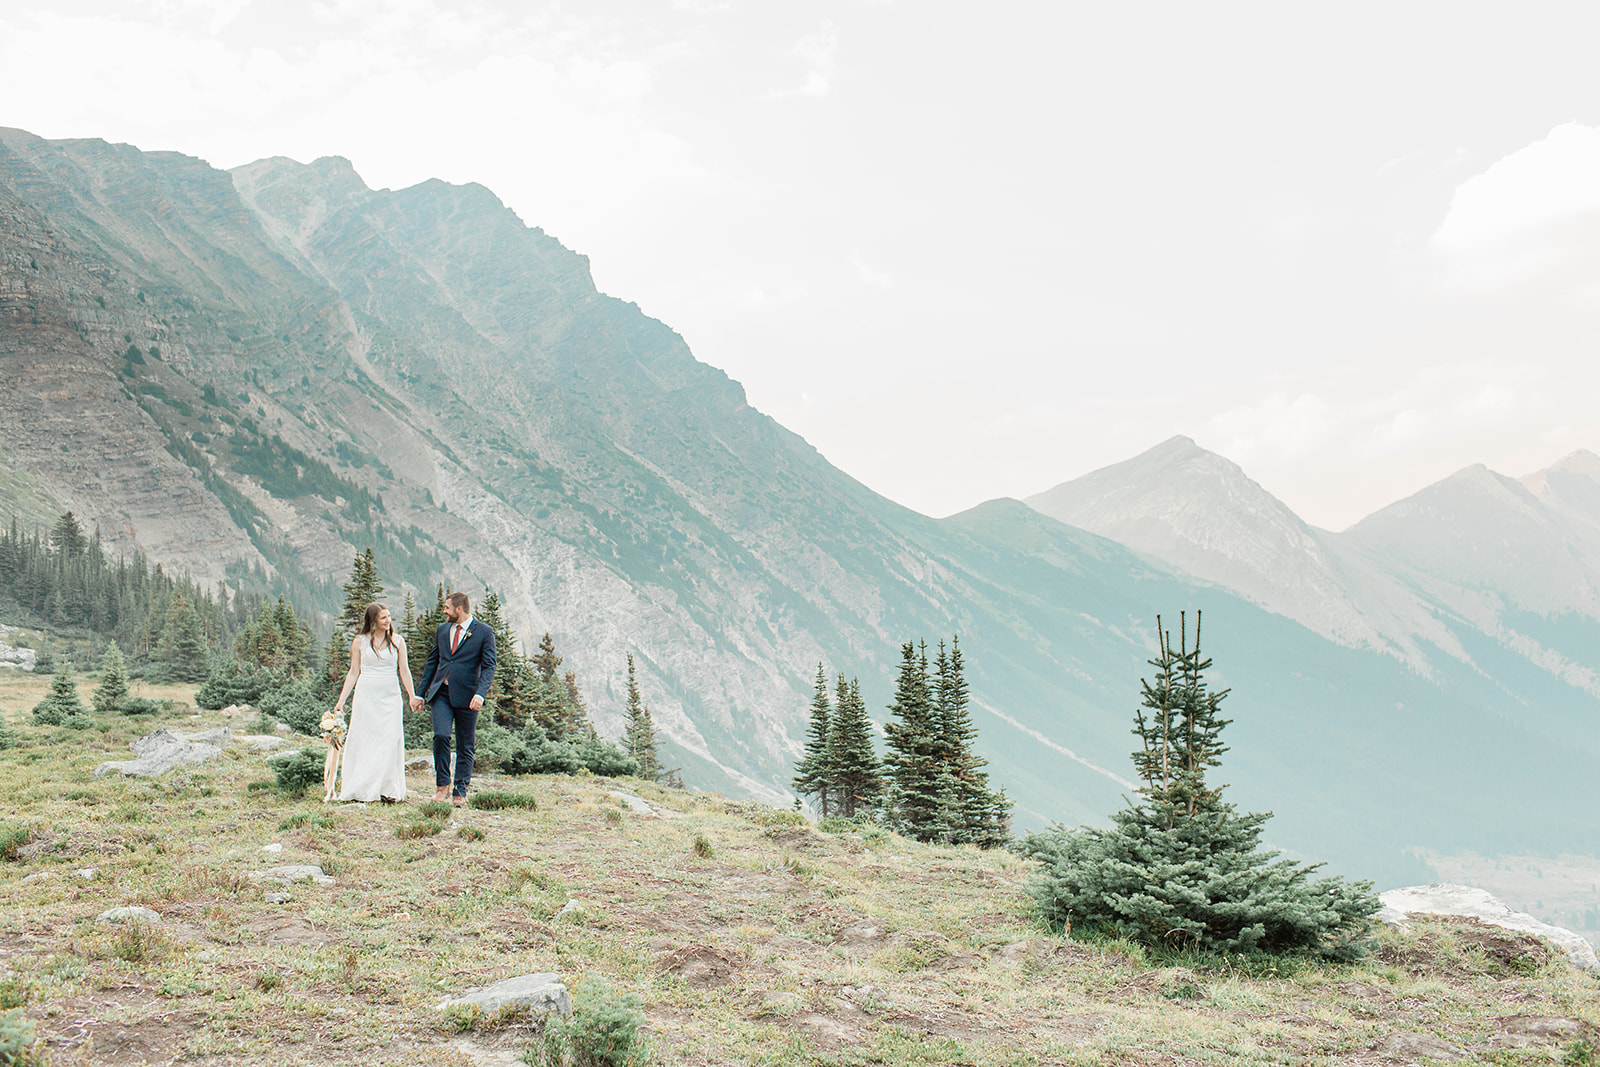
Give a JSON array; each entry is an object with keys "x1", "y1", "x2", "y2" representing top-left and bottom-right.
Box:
[
  {"x1": 2, "y1": 127, "x2": 1597, "y2": 894},
  {"x1": 1027, "y1": 435, "x2": 1600, "y2": 704}
]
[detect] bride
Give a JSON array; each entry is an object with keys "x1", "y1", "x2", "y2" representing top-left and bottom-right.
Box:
[{"x1": 330, "y1": 603, "x2": 415, "y2": 803}]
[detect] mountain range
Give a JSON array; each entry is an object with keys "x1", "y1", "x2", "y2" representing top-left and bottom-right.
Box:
[{"x1": 2, "y1": 127, "x2": 1596, "y2": 891}]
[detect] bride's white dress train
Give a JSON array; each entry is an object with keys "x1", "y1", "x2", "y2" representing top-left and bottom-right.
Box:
[{"x1": 339, "y1": 635, "x2": 408, "y2": 802}]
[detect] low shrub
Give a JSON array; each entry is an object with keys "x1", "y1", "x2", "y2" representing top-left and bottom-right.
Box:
[
  {"x1": 690, "y1": 834, "x2": 714, "y2": 859},
  {"x1": 528, "y1": 977, "x2": 650, "y2": 1067},
  {"x1": 458, "y1": 825, "x2": 486, "y2": 842},
  {"x1": 0, "y1": 1007, "x2": 40, "y2": 1066},
  {"x1": 270, "y1": 751, "x2": 326, "y2": 796},
  {"x1": 396, "y1": 821, "x2": 443, "y2": 840},
  {"x1": 193, "y1": 663, "x2": 273, "y2": 710},
  {"x1": 0, "y1": 825, "x2": 32, "y2": 862},
  {"x1": 502, "y1": 731, "x2": 639, "y2": 779},
  {"x1": 419, "y1": 801, "x2": 453, "y2": 820},
  {"x1": 120, "y1": 697, "x2": 166, "y2": 717},
  {"x1": 469, "y1": 791, "x2": 537, "y2": 812},
  {"x1": 257, "y1": 681, "x2": 323, "y2": 737}
]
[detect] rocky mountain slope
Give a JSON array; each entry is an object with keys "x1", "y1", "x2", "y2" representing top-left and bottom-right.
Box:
[{"x1": 3, "y1": 128, "x2": 1598, "y2": 888}]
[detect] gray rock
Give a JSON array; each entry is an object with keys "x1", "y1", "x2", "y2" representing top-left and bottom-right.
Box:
[
  {"x1": 606, "y1": 789, "x2": 684, "y2": 819},
  {"x1": 96, "y1": 729, "x2": 223, "y2": 779},
  {"x1": 265, "y1": 749, "x2": 305, "y2": 762},
  {"x1": 260, "y1": 843, "x2": 283, "y2": 853},
  {"x1": 20, "y1": 872, "x2": 54, "y2": 885},
  {"x1": 437, "y1": 973, "x2": 571, "y2": 1019},
  {"x1": 98, "y1": 906, "x2": 159, "y2": 924},
  {"x1": 184, "y1": 727, "x2": 232, "y2": 747},
  {"x1": 249, "y1": 864, "x2": 334, "y2": 886},
  {"x1": 273, "y1": 722, "x2": 292, "y2": 736},
  {"x1": 1489, "y1": 1015, "x2": 1590, "y2": 1049},
  {"x1": 1371, "y1": 1032, "x2": 1464, "y2": 1062},
  {"x1": 1380, "y1": 883, "x2": 1600, "y2": 974},
  {"x1": 75, "y1": 867, "x2": 98, "y2": 880},
  {"x1": 242, "y1": 735, "x2": 285, "y2": 753},
  {"x1": 264, "y1": 891, "x2": 291, "y2": 904},
  {"x1": 557, "y1": 899, "x2": 585, "y2": 917},
  {"x1": 405, "y1": 755, "x2": 433, "y2": 770}
]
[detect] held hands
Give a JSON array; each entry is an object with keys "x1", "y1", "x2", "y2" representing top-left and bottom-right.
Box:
[{"x1": 409, "y1": 696, "x2": 424, "y2": 713}]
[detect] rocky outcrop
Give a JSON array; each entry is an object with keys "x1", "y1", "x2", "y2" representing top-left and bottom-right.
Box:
[
  {"x1": 1379, "y1": 883, "x2": 1600, "y2": 974},
  {"x1": 94, "y1": 729, "x2": 225, "y2": 778},
  {"x1": 437, "y1": 973, "x2": 571, "y2": 1020}
]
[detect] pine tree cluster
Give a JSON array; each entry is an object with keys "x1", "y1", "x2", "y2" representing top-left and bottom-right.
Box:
[
  {"x1": 0, "y1": 511, "x2": 310, "y2": 682},
  {"x1": 1021, "y1": 613, "x2": 1380, "y2": 959},
  {"x1": 792, "y1": 666, "x2": 882, "y2": 820},
  {"x1": 621, "y1": 653, "x2": 661, "y2": 781},
  {"x1": 793, "y1": 637, "x2": 1010, "y2": 845},
  {"x1": 398, "y1": 586, "x2": 595, "y2": 744},
  {"x1": 883, "y1": 638, "x2": 1011, "y2": 846}
]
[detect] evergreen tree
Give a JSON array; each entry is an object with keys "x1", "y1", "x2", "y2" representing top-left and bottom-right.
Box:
[
  {"x1": 621, "y1": 653, "x2": 661, "y2": 781},
  {"x1": 50, "y1": 511, "x2": 87, "y2": 557},
  {"x1": 0, "y1": 709, "x2": 15, "y2": 750},
  {"x1": 1021, "y1": 612, "x2": 1380, "y2": 958},
  {"x1": 936, "y1": 638, "x2": 1011, "y2": 847},
  {"x1": 92, "y1": 644, "x2": 130, "y2": 715},
  {"x1": 882, "y1": 641, "x2": 945, "y2": 839},
  {"x1": 400, "y1": 592, "x2": 417, "y2": 649},
  {"x1": 533, "y1": 632, "x2": 563, "y2": 683},
  {"x1": 406, "y1": 585, "x2": 448, "y2": 689},
  {"x1": 336, "y1": 548, "x2": 383, "y2": 638},
  {"x1": 154, "y1": 591, "x2": 210, "y2": 683},
  {"x1": 272, "y1": 595, "x2": 312, "y2": 674},
  {"x1": 792, "y1": 664, "x2": 835, "y2": 816},
  {"x1": 477, "y1": 591, "x2": 527, "y2": 728},
  {"x1": 827, "y1": 675, "x2": 883, "y2": 819},
  {"x1": 32, "y1": 660, "x2": 86, "y2": 726},
  {"x1": 563, "y1": 670, "x2": 595, "y2": 739}
]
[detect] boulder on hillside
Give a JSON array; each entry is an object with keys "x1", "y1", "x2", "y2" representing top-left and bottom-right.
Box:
[
  {"x1": 95, "y1": 729, "x2": 224, "y2": 778},
  {"x1": 437, "y1": 973, "x2": 571, "y2": 1019},
  {"x1": 1379, "y1": 883, "x2": 1599, "y2": 974}
]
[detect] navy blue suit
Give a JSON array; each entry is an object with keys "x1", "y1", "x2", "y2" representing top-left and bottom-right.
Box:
[{"x1": 417, "y1": 618, "x2": 497, "y2": 796}]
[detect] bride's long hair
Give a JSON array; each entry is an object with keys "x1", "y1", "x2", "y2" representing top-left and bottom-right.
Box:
[{"x1": 360, "y1": 602, "x2": 396, "y2": 653}]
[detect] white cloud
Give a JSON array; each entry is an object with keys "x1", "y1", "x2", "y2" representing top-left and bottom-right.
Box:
[
  {"x1": 769, "y1": 19, "x2": 837, "y2": 99},
  {"x1": 1433, "y1": 123, "x2": 1600, "y2": 257},
  {"x1": 1204, "y1": 361, "x2": 1535, "y2": 469},
  {"x1": 851, "y1": 247, "x2": 893, "y2": 288}
]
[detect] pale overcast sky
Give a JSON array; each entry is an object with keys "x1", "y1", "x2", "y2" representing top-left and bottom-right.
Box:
[{"x1": 6, "y1": 1, "x2": 1600, "y2": 529}]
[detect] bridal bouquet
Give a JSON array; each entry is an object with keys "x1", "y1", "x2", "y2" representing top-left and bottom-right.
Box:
[{"x1": 320, "y1": 709, "x2": 347, "y2": 750}]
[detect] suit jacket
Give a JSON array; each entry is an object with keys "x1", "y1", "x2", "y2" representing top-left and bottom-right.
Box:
[{"x1": 419, "y1": 619, "x2": 497, "y2": 708}]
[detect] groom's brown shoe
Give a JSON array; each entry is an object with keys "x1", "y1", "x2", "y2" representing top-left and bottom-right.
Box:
[
  {"x1": 452, "y1": 795, "x2": 466, "y2": 807},
  {"x1": 433, "y1": 786, "x2": 449, "y2": 802}
]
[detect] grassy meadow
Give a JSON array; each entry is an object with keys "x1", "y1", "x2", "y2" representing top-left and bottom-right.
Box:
[{"x1": 0, "y1": 666, "x2": 1598, "y2": 1065}]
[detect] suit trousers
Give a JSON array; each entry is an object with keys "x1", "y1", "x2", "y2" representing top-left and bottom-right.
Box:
[{"x1": 431, "y1": 692, "x2": 478, "y2": 796}]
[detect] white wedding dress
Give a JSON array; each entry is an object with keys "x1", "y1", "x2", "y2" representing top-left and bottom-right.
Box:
[{"x1": 339, "y1": 635, "x2": 408, "y2": 802}]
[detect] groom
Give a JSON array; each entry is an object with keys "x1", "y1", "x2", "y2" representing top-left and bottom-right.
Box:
[{"x1": 412, "y1": 592, "x2": 497, "y2": 805}]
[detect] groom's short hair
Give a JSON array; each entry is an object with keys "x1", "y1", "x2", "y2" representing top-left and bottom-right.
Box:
[{"x1": 447, "y1": 592, "x2": 471, "y2": 613}]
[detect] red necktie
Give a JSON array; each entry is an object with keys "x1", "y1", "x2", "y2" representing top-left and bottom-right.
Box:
[{"x1": 451, "y1": 625, "x2": 462, "y2": 654}]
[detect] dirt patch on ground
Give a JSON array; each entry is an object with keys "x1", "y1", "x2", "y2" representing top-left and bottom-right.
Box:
[
  {"x1": 882, "y1": 1007, "x2": 1003, "y2": 1045},
  {"x1": 35, "y1": 995, "x2": 201, "y2": 1067},
  {"x1": 657, "y1": 944, "x2": 743, "y2": 988},
  {"x1": 774, "y1": 1001, "x2": 874, "y2": 1050},
  {"x1": 238, "y1": 913, "x2": 341, "y2": 947}
]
